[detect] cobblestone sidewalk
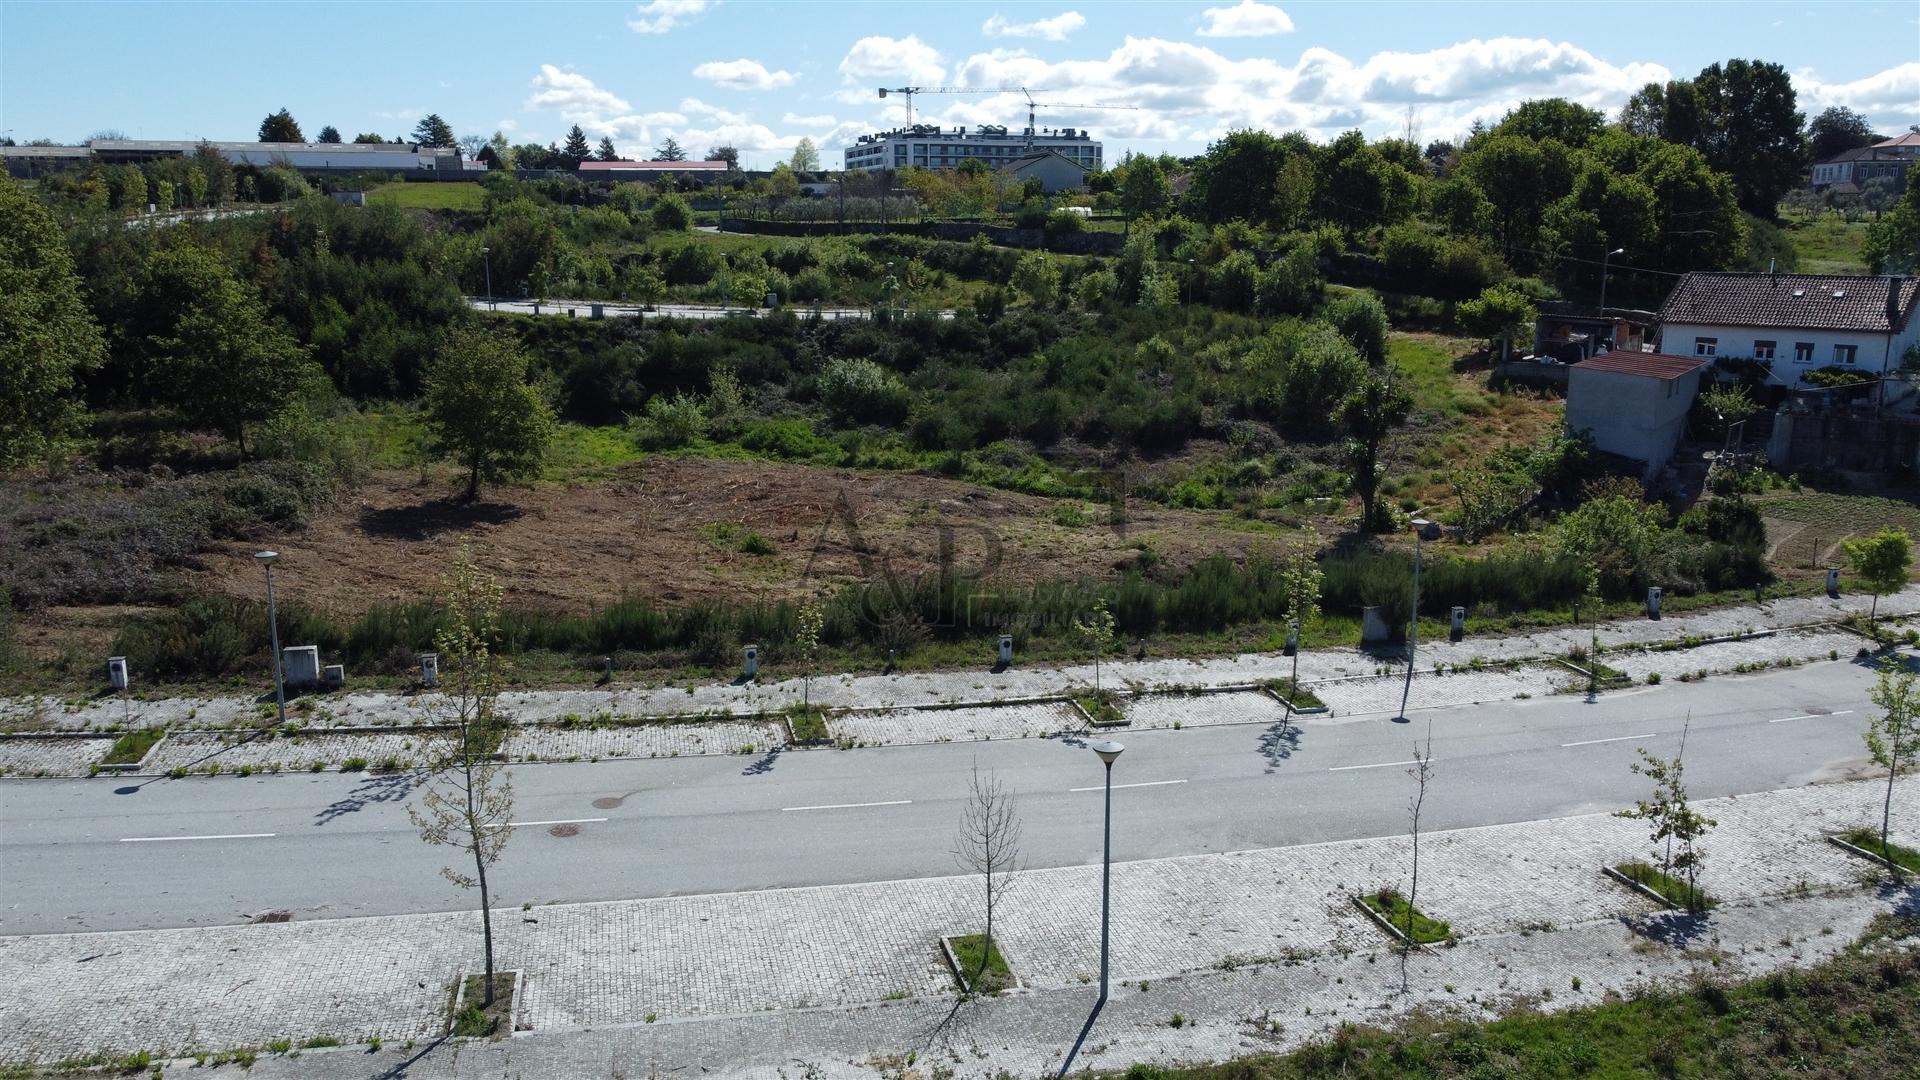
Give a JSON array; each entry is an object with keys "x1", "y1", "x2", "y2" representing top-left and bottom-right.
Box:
[{"x1": 4, "y1": 776, "x2": 1912, "y2": 1069}]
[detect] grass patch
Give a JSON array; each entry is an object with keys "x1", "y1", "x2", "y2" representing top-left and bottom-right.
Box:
[
  {"x1": 101, "y1": 727, "x2": 162, "y2": 765},
  {"x1": 1837, "y1": 829, "x2": 1920, "y2": 875},
  {"x1": 1076, "y1": 690, "x2": 1126, "y2": 726},
  {"x1": 1128, "y1": 913, "x2": 1920, "y2": 1079},
  {"x1": 1614, "y1": 861, "x2": 1716, "y2": 912},
  {"x1": 947, "y1": 933, "x2": 1014, "y2": 994},
  {"x1": 1780, "y1": 210, "x2": 1872, "y2": 274},
  {"x1": 1265, "y1": 677, "x2": 1325, "y2": 710},
  {"x1": 785, "y1": 703, "x2": 829, "y2": 743},
  {"x1": 369, "y1": 182, "x2": 486, "y2": 212},
  {"x1": 450, "y1": 972, "x2": 515, "y2": 1039},
  {"x1": 1359, "y1": 889, "x2": 1454, "y2": 945}
]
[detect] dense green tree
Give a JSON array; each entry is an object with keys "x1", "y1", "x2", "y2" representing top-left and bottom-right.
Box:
[
  {"x1": 1457, "y1": 283, "x2": 1537, "y2": 360},
  {"x1": 1807, "y1": 106, "x2": 1883, "y2": 162},
  {"x1": 1187, "y1": 129, "x2": 1315, "y2": 228},
  {"x1": 412, "y1": 113, "x2": 457, "y2": 149},
  {"x1": 1339, "y1": 371, "x2": 1412, "y2": 531},
  {"x1": 1619, "y1": 80, "x2": 1708, "y2": 147},
  {"x1": 652, "y1": 135, "x2": 687, "y2": 162},
  {"x1": 258, "y1": 108, "x2": 304, "y2": 142},
  {"x1": 1455, "y1": 135, "x2": 1576, "y2": 268},
  {"x1": 133, "y1": 246, "x2": 320, "y2": 453},
  {"x1": 316, "y1": 125, "x2": 342, "y2": 144},
  {"x1": 1635, "y1": 141, "x2": 1748, "y2": 272},
  {"x1": 1316, "y1": 130, "x2": 1417, "y2": 233},
  {"x1": 352, "y1": 132, "x2": 387, "y2": 144},
  {"x1": 0, "y1": 176, "x2": 106, "y2": 467},
  {"x1": 651, "y1": 191, "x2": 694, "y2": 232},
  {"x1": 1324, "y1": 291, "x2": 1389, "y2": 365},
  {"x1": 1864, "y1": 170, "x2": 1920, "y2": 274},
  {"x1": 424, "y1": 323, "x2": 555, "y2": 500},
  {"x1": 1691, "y1": 60, "x2": 1805, "y2": 216},
  {"x1": 788, "y1": 137, "x2": 819, "y2": 172},
  {"x1": 1492, "y1": 98, "x2": 1606, "y2": 147},
  {"x1": 595, "y1": 136, "x2": 618, "y2": 161},
  {"x1": 1844, "y1": 528, "x2": 1914, "y2": 621},
  {"x1": 1120, "y1": 154, "x2": 1170, "y2": 218},
  {"x1": 705, "y1": 144, "x2": 740, "y2": 168}
]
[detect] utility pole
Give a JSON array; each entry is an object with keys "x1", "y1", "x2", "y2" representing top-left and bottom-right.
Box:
[{"x1": 1397, "y1": 519, "x2": 1440, "y2": 722}]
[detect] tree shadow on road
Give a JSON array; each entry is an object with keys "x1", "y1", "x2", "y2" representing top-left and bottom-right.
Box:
[
  {"x1": 1258, "y1": 721, "x2": 1301, "y2": 772},
  {"x1": 740, "y1": 745, "x2": 784, "y2": 776},
  {"x1": 314, "y1": 770, "x2": 426, "y2": 826},
  {"x1": 1619, "y1": 909, "x2": 1714, "y2": 950}
]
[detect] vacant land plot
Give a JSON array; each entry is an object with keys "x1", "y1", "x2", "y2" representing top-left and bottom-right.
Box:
[
  {"x1": 368, "y1": 182, "x2": 485, "y2": 212},
  {"x1": 186, "y1": 457, "x2": 1295, "y2": 617},
  {"x1": 1757, "y1": 489, "x2": 1920, "y2": 572},
  {"x1": 1780, "y1": 211, "x2": 1872, "y2": 274}
]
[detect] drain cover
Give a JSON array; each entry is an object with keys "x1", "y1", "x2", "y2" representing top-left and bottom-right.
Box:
[{"x1": 548, "y1": 823, "x2": 581, "y2": 838}]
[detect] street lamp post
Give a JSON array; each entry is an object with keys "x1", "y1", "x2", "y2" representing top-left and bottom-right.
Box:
[
  {"x1": 1396, "y1": 519, "x2": 1441, "y2": 722},
  {"x1": 254, "y1": 551, "x2": 288, "y2": 728},
  {"x1": 482, "y1": 246, "x2": 494, "y2": 311},
  {"x1": 1059, "y1": 739, "x2": 1124, "y2": 1078}
]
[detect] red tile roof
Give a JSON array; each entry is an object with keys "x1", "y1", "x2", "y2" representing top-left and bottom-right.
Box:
[
  {"x1": 1659, "y1": 272, "x2": 1919, "y2": 334},
  {"x1": 1575, "y1": 350, "x2": 1709, "y2": 380},
  {"x1": 578, "y1": 159, "x2": 729, "y2": 172}
]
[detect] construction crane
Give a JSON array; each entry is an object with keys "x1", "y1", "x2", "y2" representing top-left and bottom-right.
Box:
[{"x1": 877, "y1": 85, "x2": 1138, "y2": 145}]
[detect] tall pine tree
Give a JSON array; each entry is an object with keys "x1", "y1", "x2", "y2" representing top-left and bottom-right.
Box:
[
  {"x1": 412, "y1": 114, "x2": 456, "y2": 148},
  {"x1": 595, "y1": 136, "x2": 618, "y2": 161},
  {"x1": 562, "y1": 125, "x2": 593, "y2": 169},
  {"x1": 258, "y1": 108, "x2": 304, "y2": 143}
]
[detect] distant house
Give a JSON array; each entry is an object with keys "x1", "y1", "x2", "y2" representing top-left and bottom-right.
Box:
[
  {"x1": 1809, "y1": 146, "x2": 1913, "y2": 192},
  {"x1": 576, "y1": 159, "x2": 732, "y2": 182},
  {"x1": 1656, "y1": 272, "x2": 1920, "y2": 386},
  {"x1": 1000, "y1": 150, "x2": 1089, "y2": 194},
  {"x1": 1565, "y1": 350, "x2": 1711, "y2": 482}
]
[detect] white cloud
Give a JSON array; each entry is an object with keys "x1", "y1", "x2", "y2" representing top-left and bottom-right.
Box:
[
  {"x1": 375, "y1": 108, "x2": 423, "y2": 122},
  {"x1": 1794, "y1": 62, "x2": 1920, "y2": 131},
  {"x1": 680, "y1": 97, "x2": 750, "y2": 124},
  {"x1": 495, "y1": 119, "x2": 519, "y2": 133},
  {"x1": 982, "y1": 10, "x2": 1086, "y2": 41},
  {"x1": 839, "y1": 34, "x2": 946, "y2": 87},
  {"x1": 784, "y1": 112, "x2": 837, "y2": 127},
  {"x1": 628, "y1": 0, "x2": 710, "y2": 34},
  {"x1": 1197, "y1": 0, "x2": 1294, "y2": 38},
  {"x1": 693, "y1": 58, "x2": 798, "y2": 91},
  {"x1": 525, "y1": 64, "x2": 632, "y2": 114}
]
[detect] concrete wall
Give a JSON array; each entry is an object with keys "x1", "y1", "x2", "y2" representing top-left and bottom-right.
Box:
[
  {"x1": 1660, "y1": 320, "x2": 1918, "y2": 385},
  {"x1": 1767, "y1": 409, "x2": 1920, "y2": 473},
  {"x1": 1566, "y1": 365, "x2": 1705, "y2": 480}
]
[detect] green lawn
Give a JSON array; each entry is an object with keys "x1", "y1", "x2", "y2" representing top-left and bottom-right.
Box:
[
  {"x1": 102, "y1": 727, "x2": 163, "y2": 765},
  {"x1": 1838, "y1": 829, "x2": 1920, "y2": 874},
  {"x1": 1780, "y1": 210, "x2": 1872, "y2": 274},
  {"x1": 1359, "y1": 889, "x2": 1454, "y2": 945},
  {"x1": 948, "y1": 933, "x2": 1014, "y2": 993},
  {"x1": 368, "y1": 182, "x2": 485, "y2": 212},
  {"x1": 1614, "y1": 861, "x2": 1715, "y2": 911}
]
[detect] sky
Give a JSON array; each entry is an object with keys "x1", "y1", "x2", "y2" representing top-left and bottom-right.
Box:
[{"x1": 2, "y1": 1, "x2": 1916, "y2": 168}]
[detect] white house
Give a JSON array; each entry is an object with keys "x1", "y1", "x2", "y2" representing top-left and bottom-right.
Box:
[
  {"x1": 1000, "y1": 149, "x2": 1091, "y2": 194},
  {"x1": 1656, "y1": 272, "x2": 1920, "y2": 387}
]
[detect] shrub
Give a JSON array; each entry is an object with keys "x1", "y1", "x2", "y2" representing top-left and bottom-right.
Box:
[
  {"x1": 1207, "y1": 250, "x2": 1259, "y2": 313},
  {"x1": 661, "y1": 244, "x2": 718, "y2": 285},
  {"x1": 817, "y1": 357, "x2": 911, "y2": 426},
  {"x1": 1323, "y1": 291, "x2": 1390, "y2": 365},
  {"x1": 631, "y1": 394, "x2": 708, "y2": 450},
  {"x1": 738, "y1": 419, "x2": 839, "y2": 461},
  {"x1": 790, "y1": 266, "x2": 833, "y2": 302},
  {"x1": 1044, "y1": 207, "x2": 1085, "y2": 235},
  {"x1": 651, "y1": 192, "x2": 693, "y2": 232},
  {"x1": 1256, "y1": 246, "x2": 1323, "y2": 315}
]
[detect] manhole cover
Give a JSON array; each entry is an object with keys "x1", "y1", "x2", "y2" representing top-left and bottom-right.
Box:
[
  {"x1": 591, "y1": 796, "x2": 623, "y2": 810},
  {"x1": 1804, "y1": 706, "x2": 1833, "y2": 716},
  {"x1": 548, "y1": 823, "x2": 581, "y2": 838}
]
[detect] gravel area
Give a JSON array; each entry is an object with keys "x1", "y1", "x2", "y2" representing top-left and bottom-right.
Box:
[
  {"x1": 829, "y1": 702, "x2": 1080, "y2": 746},
  {"x1": 1604, "y1": 627, "x2": 1867, "y2": 682}
]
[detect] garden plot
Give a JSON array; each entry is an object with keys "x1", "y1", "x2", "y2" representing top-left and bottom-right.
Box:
[
  {"x1": 1604, "y1": 628, "x2": 1864, "y2": 683},
  {"x1": 1313, "y1": 664, "x2": 1558, "y2": 717},
  {"x1": 1120, "y1": 690, "x2": 1291, "y2": 730},
  {"x1": 829, "y1": 701, "x2": 1079, "y2": 746},
  {"x1": 0, "y1": 736, "x2": 115, "y2": 776},
  {"x1": 504, "y1": 719, "x2": 781, "y2": 759}
]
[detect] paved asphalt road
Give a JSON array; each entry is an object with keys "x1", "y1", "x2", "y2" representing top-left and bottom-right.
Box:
[{"x1": 0, "y1": 662, "x2": 1880, "y2": 935}]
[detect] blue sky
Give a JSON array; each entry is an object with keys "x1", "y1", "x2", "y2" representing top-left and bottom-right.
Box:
[{"x1": 3, "y1": 1, "x2": 1915, "y2": 167}]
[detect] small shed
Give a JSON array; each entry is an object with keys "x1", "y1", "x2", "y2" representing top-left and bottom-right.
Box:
[{"x1": 1565, "y1": 350, "x2": 1709, "y2": 482}]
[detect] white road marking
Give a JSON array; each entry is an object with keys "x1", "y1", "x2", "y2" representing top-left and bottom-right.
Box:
[
  {"x1": 781, "y1": 800, "x2": 912, "y2": 812},
  {"x1": 485, "y1": 817, "x2": 608, "y2": 829},
  {"x1": 120, "y1": 833, "x2": 276, "y2": 843},
  {"x1": 1769, "y1": 710, "x2": 1853, "y2": 724},
  {"x1": 1561, "y1": 733, "x2": 1658, "y2": 747},
  {"x1": 1069, "y1": 779, "x2": 1188, "y2": 792},
  {"x1": 1328, "y1": 759, "x2": 1422, "y2": 772}
]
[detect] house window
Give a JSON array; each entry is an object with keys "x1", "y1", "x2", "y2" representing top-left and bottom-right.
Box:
[
  {"x1": 1794, "y1": 342, "x2": 1815, "y2": 364},
  {"x1": 1694, "y1": 337, "x2": 1718, "y2": 356},
  {"x1": 1835, "y1": 344, "x2": 1858, "y2": 365},
  {"x1": 1753, "y1": 340, "x2": 1776, "y2": 360}
]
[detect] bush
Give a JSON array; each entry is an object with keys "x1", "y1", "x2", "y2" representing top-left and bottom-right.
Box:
[
  {"x1": 651, "y1": 192, "x2": 693, "y2": 232},
  {"x1": 817, "y1": 357, "x2": 911, "y2": 426},
  {"x1": 1324, "y1": 291, "x2": 1390, "y2": 365},
  {"x1": 1256, "y1": 247, "x2": 1323, "y2": 315},
  {"x1": 738, "y1": 419, "x2": 839, "y2": 461},
  {"x1": 1208, "y1": 251, "x2": 1259, "y2": 313},
  {"x1": 662, "y1": 244, "x2": 719, "y2": 285},
  {"x1": 1044, "y1": 207, "x2": 1085, "y2": 235},
  {"x1": 631, "y1": 393, "x2": 708, "y2": 449},
  {"x1": 790, "y1": 266, "x2": 833, "y2": 302}
]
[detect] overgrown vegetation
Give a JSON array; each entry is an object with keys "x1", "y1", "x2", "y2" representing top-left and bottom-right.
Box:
[
  {"x1": 1358, "y1": 889, "x2": 1453, "y2": 945},
  {"x1": 101, "y1": 727, "x2": 163, "y2": 765}
]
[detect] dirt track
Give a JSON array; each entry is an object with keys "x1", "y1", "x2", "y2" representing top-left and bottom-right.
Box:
[{"x1": 193, "y1": 458, "x2": 1287, "y2": 616}]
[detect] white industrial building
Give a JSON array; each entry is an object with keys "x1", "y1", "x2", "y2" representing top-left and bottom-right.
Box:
[
  {"x1": 843, "y1": 124, "x2": 1101, "y2": 174},
  {"x1": 2, "y1": 138, "x2": 465, "y2": 179}
]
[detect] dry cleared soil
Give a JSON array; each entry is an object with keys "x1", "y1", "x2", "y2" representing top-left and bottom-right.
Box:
[{"x1": 190, "y1": 457, "x2": 1296, "y2": 616}]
